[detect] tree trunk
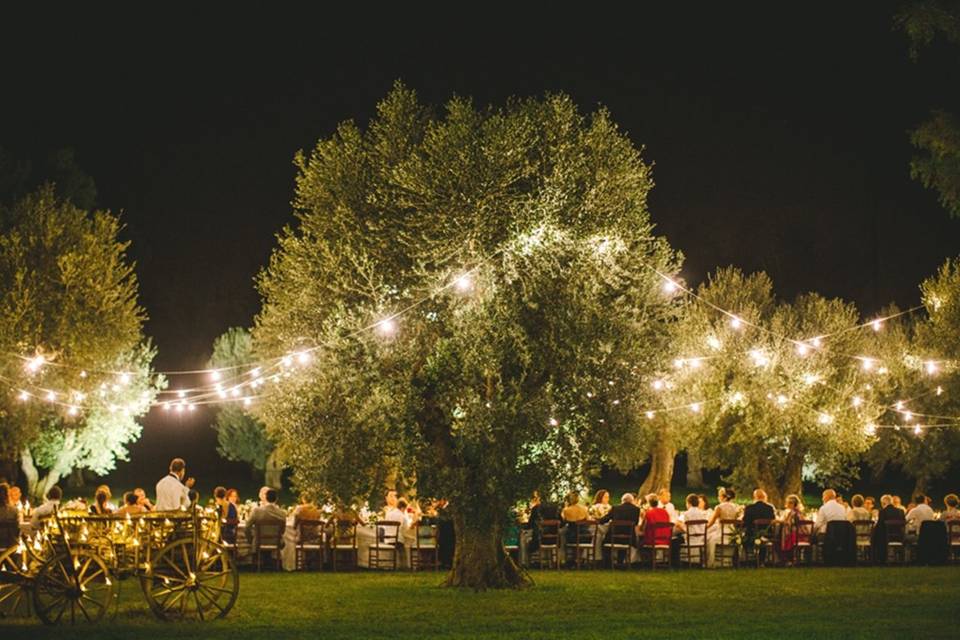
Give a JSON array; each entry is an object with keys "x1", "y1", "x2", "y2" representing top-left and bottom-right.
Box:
[
  {"x1": 264, "y1": 449, "x2": 283, "y2": 490},
  {"x1": 912, "y1": 476, "x2": 928, "y2": 499},
  {"x1": 685, "y1": 449, "x2": 705, "y2": 488},
  {"x1": 776, "y1": 446, "x2": 805, "y2": 508},
  {"x1": 638, "y1": 435, "x2": 675, "y2": 498},
  {"x1": 442, "y1": 510, "x2": 530, "y2": 590},
  {"x1": 67, "y1": 468, "x2": 85, "y2": 489},
  {"x1": 21, "y1": 447, "x2": 40, "y2": 500}
]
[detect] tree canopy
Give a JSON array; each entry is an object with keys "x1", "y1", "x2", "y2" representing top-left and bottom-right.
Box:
[{"x1": 253, "y1": 83, "x2": 681, "y2": 588}]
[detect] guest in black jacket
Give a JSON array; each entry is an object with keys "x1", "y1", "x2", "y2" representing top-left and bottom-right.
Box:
[
  {"x1": 743, "y1": 489, "x2": 776, "y2": 550},
  {"x1": 872, "y1": 494, "x2": 906, "y2": 563},
  {"x1": 599, "y1": 493, "x2": 642, "y2": 548}
]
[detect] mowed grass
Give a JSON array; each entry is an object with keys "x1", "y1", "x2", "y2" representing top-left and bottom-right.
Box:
[{"x1": 2, "y1": 567, "x2": 959, "y2": 639}]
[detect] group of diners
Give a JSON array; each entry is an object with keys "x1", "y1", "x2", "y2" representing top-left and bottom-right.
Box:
[{"x1": 521, "y1": 487, "x2": 960, "y2": 568}]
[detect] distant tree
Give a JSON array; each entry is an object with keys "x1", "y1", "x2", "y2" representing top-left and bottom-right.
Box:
[
  {"x1": 0, "y1": 146, "x2": 97, "y2": 210},
  {"x1": 253, "y1": 84, "x2": 680, "y2": 588},
  {"x1": 667, "y1": 268, "x2": 885, "y2": 506},
  {"x1": 0, "y1": 186, "x2": 160, "y2": 497},
  {"x1": 896, "y1": 1, "x2": 960, "y2": 218},
  {"x1": 208, "y1": 327, "x2": 280, "y2": 488}
]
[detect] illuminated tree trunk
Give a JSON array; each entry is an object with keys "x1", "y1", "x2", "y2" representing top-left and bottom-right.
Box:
[
  {"x1": 442, "y1": 509, "x2": 529, "y2": 590},
  {"x1": 264, "y1": 449, "x2": 283, "y2": 489},
  {"x1": 638, "y1": 434, "x2": 675, "y2": 498}
]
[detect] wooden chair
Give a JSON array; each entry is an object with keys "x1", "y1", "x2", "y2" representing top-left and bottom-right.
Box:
[
  {"x1": 716, "y1": 519, "x2": 740, "y2": 568},
  {"x1": 330, "y1": 519, "x2": 358, "y2": 571},
  {"x1": 679, "y1": 519, "x2": 707, "y2": 568},
  {"x1": 295, "y1": 518, "x2": 325, "y2": 571},
  {"x1": 793, "y1": 519, "x2": 814, "y2": 566},
  {"x1": 745, "y1": 519, "x2": 777, "y2": 568},
  {"x1": 251, "y1": 520, "x2": 284, "y2": 571},
  {"x1": 538, "y1": 519, "x2": 561, "y2": 569},
  {"x1": 947, "y1": 520, "x2": 960, "y2": 564},
  {"x1": 604, "y1": 519, "x2": 636, "y2": 569},
  {"x1": 642, "y1": 521, "x2": 674, "y2": 570},
  {"x1": 410, "y1": 523, "x2": 438, "y2": 571},
  {"x1": 503, "y1": 524, "x2": 521, "y2": 564},
  {"x1": 369, "y1": 520, "x2": 401, "y2": 570},
  {"x1": 851, "y1": 519, "x2": 874, "y2": 565},
  {"x1": 885, "y1": 520, "x2": 907, "y2": 564},
  {"x1": 570, "y1": 520, "x2": 598, "y2": 568}
]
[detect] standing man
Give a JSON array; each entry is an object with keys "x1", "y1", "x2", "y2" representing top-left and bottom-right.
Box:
[{"x1": 156, "y1": 458, "x2": 193, "y2": 511}]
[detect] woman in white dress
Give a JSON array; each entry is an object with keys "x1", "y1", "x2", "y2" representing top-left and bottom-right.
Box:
[{"x1": 705, "y1": 487, "x2": 739, "y2": 567}]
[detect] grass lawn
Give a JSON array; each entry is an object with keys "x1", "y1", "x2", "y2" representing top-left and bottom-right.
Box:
[{"x1": 2, "y1": 567, "x2": 959, "y2": 639}]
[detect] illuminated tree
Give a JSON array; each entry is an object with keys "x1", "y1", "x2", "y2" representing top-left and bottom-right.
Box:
[
  {"x1": 254, "y1": 84, "x2": 680, "y2": 588},
  {"x1": 208, "y1": 327, "x2": 280, "y2": 488},
  {"x1": 667, "y1": 268, "x2": 885, "y2": 506},
  {"x1": 0, "y1": 186, "x2": 160, "y2": 497}
]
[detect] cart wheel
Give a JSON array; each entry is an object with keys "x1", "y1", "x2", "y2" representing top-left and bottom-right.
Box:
[
  {"x1": 32, "y1": 549, "x2": 116, "y2": 625},
  {"x1": 0, "y1": 546, "x2": 31, "y2": 618},
  {"x1": 140, "y1": 538, "x2": 238, "y2": 621}
]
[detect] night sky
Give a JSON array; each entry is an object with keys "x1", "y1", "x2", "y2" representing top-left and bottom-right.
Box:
[{"x1": 2, "y1": 5, "x2": 959, "y2": 484}]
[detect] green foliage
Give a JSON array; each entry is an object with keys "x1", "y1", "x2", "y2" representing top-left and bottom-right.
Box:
[
  {"x1": 254, "y1": 84, "x2": 680, "y2": 523},
  {"x1": 208, "y1": 328, "x2": 274, "y2": 470},
  {"x1": 0, "y1": 186, "x2": 158, "y2": 483},
  {"x1": 0, "y1": 146, "x2": 97, "y2": 210},
  {"x1": 910, "y1": 111, "x2": 960, "y2": 218}
]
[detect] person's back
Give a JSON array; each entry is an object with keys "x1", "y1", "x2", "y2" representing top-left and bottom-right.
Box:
[
  {"x1": 561, "y1": 502, "x2": 588, "y2": 523},
  {"x1": 245, "y1": 489, "x2": 286, "y2": 549},
  {"x1": 0, "y1": 484, "x2": 17, "y2": 548},
  {"x1": 156, "y1": 458, "x2": 189, "y2": 511},
  {"x1": 643, "y1": 506, "x2": 671, "y2": 546},
  {"x1": 906, "y1": 496, "x2": 935, "y2": 533}
]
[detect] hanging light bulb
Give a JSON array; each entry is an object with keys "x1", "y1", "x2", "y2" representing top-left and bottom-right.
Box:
[
  {"x1": 79, "y1": 370, "x2": 87, "y2": 378},
  {"x1": 851, "y1": 396, "x2": 863, "y2": 408},
  {"x1": 651, "y1": 379, "x2": 664, "y2": 391},
  {"x1": 690, "y1": 402, "x2": 702, "y2": 413},
  {"x1": 914, "y1": 424, "x2": 922, "y2": 435},
  {"x1": 776, "y1": 394, "x2": 789, "y2": 407},
  {"x1": 243, "y1": 397, "x2": 252, "y2": 407},
  {"x1": 18, "y1": 390, "x2": 29, "y2": 401},
  {"x1": 865, "y1": 423, "x2": 877, "y2": 436},
  {"x1": 67, "y1": 406, "x2": 79, "y2": 417},
  {"x1": 871, "y1": 319, "x2": 883, "y2": 332},
  {"x1": 925, "y1": 361, "x2": 938, "y2": 375},
  {"x1": 175, "y1": 403, "x2": 184, "y2": 413},
  {"x1": 645, "y1": 410, "x2": 655, "y2": 420},
  {"x1": 296, "y1": 351, "x2": 311, "y2": 365},
  {"x1": 177, "y1": 389, "x2": 186, "y2": 399},
  {"x1": 45, "y1": 390, "x2": 56, "y2": 402},
  {"x1": 936, "y1": 386, "x2": 944, "y2": 396},
  {"x1": 707, "y1": 336, "x2": 722, "y2": 350},
  {"x1": 454, "y1": 274, "x2": 473, "y2": 293},
  {"x1": 903, "y1": 411, "x2": 913, "y2": 422},
  {"x1": 25, "y1": 354, "x2": 45, "y2": 373},
  {"x1": 811, "y1": 337, "x2": 822, "y2": 348},
  {"x1": 211, "y1": 370, "x2": 222, "y2": 382},
  {"x1": 662, "y1": 279, "x2": 678, "y2": 294},
  {"x1": 187, "y1": 404, "x2": 196, "y2": 412},
  {"x1": 119, "y1": 372, "x2": 131, "y2": 385},
  {"x1": 376, "y1": 318, "x2": 397, "y2": 337},
  {"x1": 729, "y1": 316, "x2": 743, "y2": 330},
  {"x1": 281, "y1": 355, "x2": 293, "y2": 367},
  {"x1": 818, "y1": 413, "x2": 834, "y2": 425},
  {"x1": 802, "y1": 373, "x2": 819, "y2": 386},
  {"x1": 796, "y1": 342, "x2": 810, "y2": 356},
  {"x1": 548, "y1": 417, "x2": 558, "y2": 427},
  {"x1": 860, "y1": 357, "x2": 875, "y2": 372}
]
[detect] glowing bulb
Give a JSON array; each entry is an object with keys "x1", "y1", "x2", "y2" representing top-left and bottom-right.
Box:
[
  {"x1": 177, "y1": 389, "x2": 186, "y2": 399},
  {"x1": 776, "y1": 394, "x2": 788, "y2": 406},
  {"x1": 281, "y1": 355, "x2": 293, "y2": 367},
  {"x1": 162, "y1": 402, "x2": 170, "y2": 411},
  {"x1": 548, "y1": 417, "x2": 558, "y2": 427},
  {"x1": 749, "y1": 349, "x2": 768, "y2": 367},
  {"x1": 454, "y1": 274, "x2": 473, "y2": 293},
  {"x1": 243, "y1": 397, "x2": 252, "y2": 407},
  {"x1": 796, "y1": 342, "x2": 809, "y2": 356},
  {"x1": 914, "y1": 424, "x2": 922, "y2": 435},
  {"x1": 651, "y1": 379, "x2": 664, "y2": 391},
  {"x1": 860, "y1": 358, "x2": 875, "y2": 371},
  {"x1": 865, "y1": 423, "x2": 877, "y2": 436},
  {"x1": 218, "y1": 389, "x2": 227, "y2": 398},
  {"x1": 851, "y1": 396, "x2": 862, "y2": 408},
  {"x1": 688, "y1": 358, "x2": 702, "y2": 369},
  {"x1": 18, "y1": 390, "x2": 29, "y2": 401},
  {"x1": 119, "y1": 372, "x2": 131, "y2": 385},
  {"x1": 175, "y1": 403, "x2": 184, "y2": 413},
  {"x1": 818, "y1": 413, "x2": 834, "y2": 425},
  {"x1": 646, "y1": 411, "x2": 655, "y2": 420},
  {"x1": 662, "y1": 279, "x2": 678, "y2": 294},
  {"x1": 67, "y1": 406, "x2": 78, "y2": 416},
  {"x1": 903, "y1": 411, "x2": 913, "y2": 422},
  {"x1": 231, "y1": 387, "x2": 241, "y2": 397},
  {"x1": 45, "y1": 390, "x2": 56, "y2": 402},
  {"x1": 690, "y1": 402, "x2": 702, "y2": 414},
  {"x1": 211, "y1": 370, "x2": 222, "y2": 382},
  {"x1": 926, "y1": 361, "x2": 938, "y2": 375},
  {"x1": 296, "y1": 351, "x2": 311, "y2": 365},
  {"x1": 871, "y1": 319, "x2": 882, "y2": 332},
  {"x1": 811, "y1": 337, "x2": 822, "y2": 348},
  {"x1": 673, "y1": 358, "x2": 685, "y2": 369},
  {"x1": 707, "y1": 336, "x2": 722, "y2": 350},
  {"x1": 188, "y1": 403, "x2": 196, "y2": 412},
  {"x1": 729, "y1": 316, "x2": 743, "y2": 330},
  {"x1": 936, "y1": 386, "x2": 943, "y2": 396},
  {"x1": 79, "y1": 370, "x2": 87, "y2": 378},
  {"x1": 878, "y1": 366, "x2": 888, "y2": 375},
  {"x1": 731, "y1": 391, "x2": 745, "y2": 403},
  {"x1": 376, "y1": 318, "x2": 397, "y2": 337},
  {"x1": 895, "y1": 400, "x2": 904, "y2": 411},
  {"x1": 802, "y1": 373, "x2": 819, "y2": 386},
  {"x1": 25, "y1": 355, "x2": 45, "y2": 373}
]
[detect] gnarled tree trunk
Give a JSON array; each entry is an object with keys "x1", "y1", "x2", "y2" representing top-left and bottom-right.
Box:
[
  {"x1": 264, "y1": 449, "x2": 283, "y2": 490},
  {"x1": 442, "y1": 509, "x2": 529, "y2": 590},
  {"x1": 638, "y1": 434, "x2": 675, "y2": 498},
  {"x1": 685, "y1": 449, "x2": 705, "y2": 488}
]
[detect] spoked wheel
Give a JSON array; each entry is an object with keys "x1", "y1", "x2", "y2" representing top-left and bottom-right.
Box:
[
  {"x1": 32, "y1": 549, "x2": 116, "y2": 625},
  {"x1": 0, "y1": 546, "x2": 31, "y2": 618},
  {"x1": 141, "y1": 538, "x2": 238, "y2": 621}
]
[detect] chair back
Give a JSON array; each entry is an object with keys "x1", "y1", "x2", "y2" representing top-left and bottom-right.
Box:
[
  {"x1": 947, "y1": 520, "x2": 960, "y2": 545},
  {"x1": 751, "y1": 518, "x2": 775, "y2": 540},
  {"x1": 414, "y1": 523, "x2": 437, "y2": 549},
  {"x1": 540, "y1": 519, "x2": 561, "y2": 547},
  {"x1": 378, "y1": 520, "x2": 401, "y2": 545},
  {"x1": 851, "y1": 519, "x2": 873, "y2": 544},
  {"x1": 503, "y1": 524, "x2": 521, "y2": 548},
  {"x1": 719, "y1": 519, "x2": 740, "y2": 545},
  {"x1": 649, "y1": 521, "x2": 674, "y2": 547},
  {"x1": 795, "y1": 519, "x2": 814, "y2": 544},
  {"x1": 885, "y1": 519, "x2": 906, "y2": 543},
  {"x1": 574, "y1": 520, "x2": 597, "y2": 546},
  {"x1": 608, "y1": 519, "x2": 635, "y2": 547},
  {"x1": 683, "y1": 519, "x2": 708, "y2": 548},
  {"x1": 252, "y1": 520, "x2": 284, "y2": 550},
  {"x1": 332, "y1": 518, "x2": 358, "y2": 548},
  {"x1": 297, "y1": 518, "x2": 325, "y2": 546}
]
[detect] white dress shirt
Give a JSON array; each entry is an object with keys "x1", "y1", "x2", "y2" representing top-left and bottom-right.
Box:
[
  {"x1": 30, "y1": 499, "x2": 60, "y2": 528},
  {"x1": 814, "y1": 499, "x2": 847, "y2": 534},
  {"x1": 155, "y1": 473, "x2": 190, "y2": 511},
  {"x1": 663, "y1": 502, "x2": 678, "y2": 523},
  {"x1": 906, "y1": 503, "x2": 935, "y2": 533}
]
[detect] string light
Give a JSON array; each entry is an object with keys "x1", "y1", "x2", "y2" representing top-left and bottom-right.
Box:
[
  {"x1": 860, "y1": 357, "x2": 875, "y2": 372},
  {"x1": 729, "y1": 316, "x2": 743, "y2": 330},
  {"x1": 25, "y1": 355, "x2": 45, "y2": 373},
  {"x1": 796, "y1": 342, "x2": 810, "y2": 356},
  {"x1": 119, "y1": 373, "x2": 131, "y2": 385},
  {"x1": 296, "y1": 351, "x2": 311, "y2": 365},
  {"x1": 871, "y1": 319, "x2": 883, "y2": 332},
  {"x1": 18, "y1": 390, "x2": 29, "y2": 401},
  {"x1": 662, "y1": 279, "x2": 679, "y2": 294},
  {"x1": 690, "y1": 402, "x2": 701, "y2": 413},
  {"x1": 926, "y1": 361, "x2": 938, "y2": 375},
  {"x1": 646, "y1": 410, "x2": 655, "y2": 420},
  {"x1": 454, "y1": 274, "x2": 473, "y2": 293},
  {"x1": 707, "y1": 336, "x2": 722, "y2": 350},
  {"x1": 376, "y1": 318, "x2": 397, "y2": 337},
  {"x1": 548, "y1": 417, "x2": 558, "y2": 426},
  {"x1": 852, "y1": 395, "x2": 863, "y2": 408},
  {"x1": 211, "y1": 370, "x2": 222, "y2": 382}
]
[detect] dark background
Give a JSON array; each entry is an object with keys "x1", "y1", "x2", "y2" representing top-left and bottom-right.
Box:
[{"x1": 1, "y1": 5, "x2": 958, "y2": 491}]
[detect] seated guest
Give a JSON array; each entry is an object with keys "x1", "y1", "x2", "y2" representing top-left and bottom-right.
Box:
[
  {"x1": 589, "y1": 489, "x2": 611, "y2": 520},
  {"x1": 942, "y1": 494, "x2": 960, "y2": 521},
  {"x1": 31, "y1": 485, "x2": 62, "y2": 528},
  {"x1": 906, "y1": 493, "x2": 935, "y2": 539},
  {"x1": 244, "y1": 487, "x2": 285, "y2": 549},
  {"x1": 813, "y1": 489, "x2": 846, "y2": 536},
  {"x1": 214, "y1": 486, "x2": 239, "y2": 543},
  {"x1": 226, "y1": 488, "x2": 240, "y2": 508},
  {"x1": 0, "y1": 483, "x2": 18, "y2": 548},
  {"x1": 678, "y1": 493, "x2": 709, "y2": 537},
  {"x1": 524, "y1": 490, "x2": 542, "y2": 528},
  {"x1": 134, "y1": 487, "x2": 153, "y2": 511},
  {"x1": 864, "y1": 496, "x2": 878, "y2": 520},
  {"x1": 698, "y1": 494, "x2": 711, "y2": 515},
  {"x1": 743, "y1": 489, "x2": 776, "y2": 549},
  {"x1": 89, "y1": 485, "x2": 114, "y2": 515},
  {"x1": 117, "y1": 491, "x2": 145, "y2": 515},
  {"x1": 658, "y1": 488, "x2": 677, "y2": 523},
  {"x1": 892, "y1": 494, "x2": 906, "y2": 513},
  {"x1": 382, "y1": 489, "x2": 406, "y2": 524},
  {"x1": 847, "y1": 494, "x2": 871, "y2": 522},
  {"x1": 640, "y1": 494, "x2": 671, "y2": 547},
  {"x1": 560, "y1": 491, "x2": 588, "y2": 524},
  {"x1": 706, "y1": 487, "x2": 738, "y2": 530},
  {"x1": 878, "y1": 495, "x2": 904, "y2": 522},
  {"x1": 7, "y1": 485, "x2": 24, "y2": 522},
  {"x1": 779, "y1": 494, "x2": 805, "y2": 563},
  {"x1": 598, "y1": 493, "x2": 642, "y2": 529},
  {"x1": 292, "y1": 493, "x2": 323, "y2": 524}
]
